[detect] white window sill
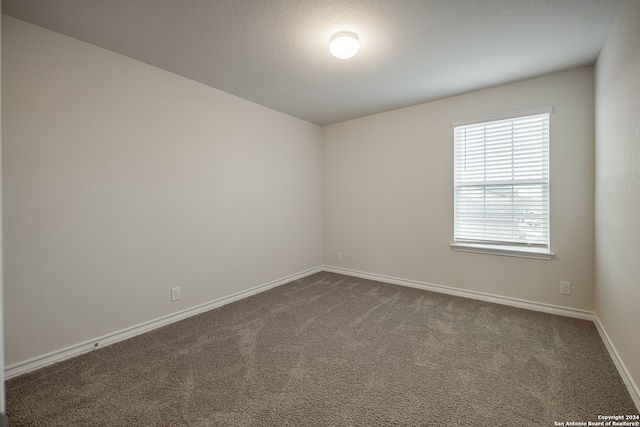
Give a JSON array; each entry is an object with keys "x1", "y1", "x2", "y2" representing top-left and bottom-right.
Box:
[{"x1": 450, "y1": 243, "x2": 555, "y2": 260}]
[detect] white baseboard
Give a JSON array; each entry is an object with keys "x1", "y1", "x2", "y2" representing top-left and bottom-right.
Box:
[
  {"x1": 593, "y1": 314, "x2": 640, "y2": 412},
  {"x1": 5, "y1": 266, "x2": 323, "y2": 380},
  {"x1": 9, "y1": 264, "x2": 638, "y2": 414},
  {"x1": 323, "y1": 265, "x2": 595, "y2": 320}
]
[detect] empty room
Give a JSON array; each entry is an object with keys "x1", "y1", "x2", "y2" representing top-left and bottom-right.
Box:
[{"x1": 1, "y1": 0, "x2": 639, "y2": 426}]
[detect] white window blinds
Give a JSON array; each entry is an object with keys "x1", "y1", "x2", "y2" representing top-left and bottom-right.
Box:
[{"x1": 453, "y1": 109, "x2": 550, "y2": 249}]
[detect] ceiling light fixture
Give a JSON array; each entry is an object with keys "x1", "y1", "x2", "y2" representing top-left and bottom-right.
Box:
[{"x1": 329, "y1": 31, "x2": 360, "y2": 59}]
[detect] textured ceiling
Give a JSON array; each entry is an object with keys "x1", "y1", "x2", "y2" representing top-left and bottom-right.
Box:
[{"x1": 2, "y1": 0, "x2": 626, "y2": 125}]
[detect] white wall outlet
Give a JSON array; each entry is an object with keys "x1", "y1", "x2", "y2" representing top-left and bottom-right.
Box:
[
  {"x1": 337, "y1": 251, "x2": 342, "y2": 261},
  {"x1": 560, "y1": 281, "x2": 571, "y2": 295},
  {"x1": 171, "y1": 286, "x2": 181, "y2": 301}
]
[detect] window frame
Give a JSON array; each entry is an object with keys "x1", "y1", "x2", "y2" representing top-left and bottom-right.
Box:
[{"x1": 450, "y1": 107, "x2": 555, "y2": 261}]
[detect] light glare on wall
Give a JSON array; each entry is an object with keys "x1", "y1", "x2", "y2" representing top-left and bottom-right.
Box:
[{"x1": 329, "y1": 31, "x2": 359, "y2": 59}]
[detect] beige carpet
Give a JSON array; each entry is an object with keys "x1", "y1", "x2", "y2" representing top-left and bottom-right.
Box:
[{"x1": 7, "y1": 272, "x2": 638, "y2": 426}]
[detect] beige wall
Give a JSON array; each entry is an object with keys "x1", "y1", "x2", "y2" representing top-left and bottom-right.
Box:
[
  {"x1": 2, "y1": 16, "x2": 323, "y2": 366},
  {"x1": 594, "y1": 0, "x2": 640, "y2": 402},
  {"x1": 0, "y1": 4, "x2": 5, "y2": 415},
  {"x1": 323, "y1": 67, "x2": 595, "y2": 310}
]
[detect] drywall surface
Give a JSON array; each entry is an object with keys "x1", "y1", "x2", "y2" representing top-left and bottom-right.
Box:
[
  {"x1": 323, "y1": 67, "x2": 595, "y2": 310},
  {"x1": 0, "y1": 7, "x2": 5, "y2": 415},
  {"x1": 594, "y1": 0, "x2": 640, "y2": 403},
  {"x1": 2, "y1": 15, "x2": 323, "y2": 366}
]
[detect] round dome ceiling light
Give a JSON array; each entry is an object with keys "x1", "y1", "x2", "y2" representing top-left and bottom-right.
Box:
[{"x1": 329, "y1": 31, "x2": 360, "y2": 59}]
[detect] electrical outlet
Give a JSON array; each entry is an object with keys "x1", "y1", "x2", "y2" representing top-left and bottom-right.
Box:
[
  {"x1": 337, "y1": 251, "x2": 343, "y2": 261},
  {"x1": 171, "y1": 286, "x2": 181, "y2": 301},
  {"x1": 560, "y1": 281, "x2": 571, "y2": 296}
]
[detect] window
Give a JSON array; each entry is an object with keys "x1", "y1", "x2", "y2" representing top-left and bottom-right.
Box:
[{"x1": 451, "y1": 107, "x2": 554, "y2": 260}]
